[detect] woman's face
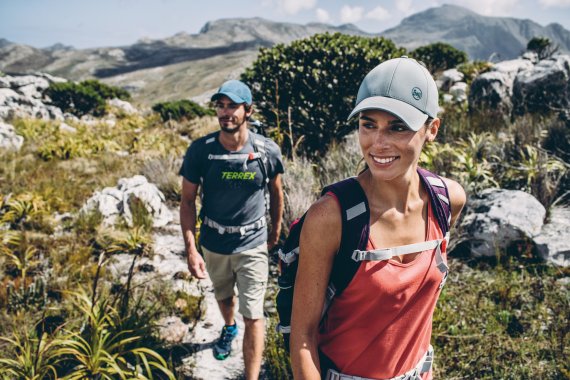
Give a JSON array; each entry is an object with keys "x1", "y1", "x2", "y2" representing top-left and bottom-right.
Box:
[{"x1": 358, "y1": 109, "x2": 438, "y2": 181}]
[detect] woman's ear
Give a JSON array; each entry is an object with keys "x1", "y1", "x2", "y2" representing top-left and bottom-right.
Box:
[{"x1": 426, "y1": 118, "x2": 440, "y2": 142}]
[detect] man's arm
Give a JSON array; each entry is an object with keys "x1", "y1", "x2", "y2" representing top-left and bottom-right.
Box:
[
  {"x1": 180, "y1": 178, "x2": 206, "y2": 279},
  {"x1": 267, "y1": 173, "x2": 284, "y2": 251}
]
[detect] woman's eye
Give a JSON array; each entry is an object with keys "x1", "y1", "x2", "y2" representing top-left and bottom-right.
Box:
[
  {"x1": 361, "y1": 123, "x2": 375, "y2": 129},
  {"x1": 391, "y1": 124, "x2": 407, "y2": 132}
]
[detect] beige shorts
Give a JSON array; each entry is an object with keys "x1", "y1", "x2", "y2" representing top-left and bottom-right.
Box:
[{"x1": 202, "y1": 243, "x2": 268, "y2": 320}]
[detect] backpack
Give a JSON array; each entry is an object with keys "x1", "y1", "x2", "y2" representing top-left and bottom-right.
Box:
[
  {"x1": 199, "y1": 131, "x2": 271, "y2": 229},
  {"x1": 275, "y1": 167, "x2": 452, "y2": 350}
]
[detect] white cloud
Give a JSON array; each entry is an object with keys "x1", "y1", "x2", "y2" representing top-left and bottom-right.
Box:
[
  {"x1": 340, "y1": 5, "x2": 364, "y2": 23},
  {"x1": 539, "y1": 0, "x2": 570, "y2": 6},
  {"x1": 316, "y1": 8, "x2": 331, "y2": 23},
  {"x1": 395, "y1": 0, "x2": 413, "y2": 13},
  {"x1": 452, "y1": 0, "x2": 519, "y2": 15},
  {"x1": 366, "y1": 5, "x2": 390, "y2": 21},
  {"x1": 278, "y1": 0, "x2": 317, "y2": 15}
]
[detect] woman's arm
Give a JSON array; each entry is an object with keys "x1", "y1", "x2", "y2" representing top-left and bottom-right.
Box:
[
  {"x1": 442, "y1": 177, "x2": 467, "y2": 227},
  {"x1": 290, "y1": 195, "x2": 342, "y2": 380}
]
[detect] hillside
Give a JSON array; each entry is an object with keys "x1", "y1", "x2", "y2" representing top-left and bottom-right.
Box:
[{"x1": 1, "y1": 5, "x2": 569, "y2": 105}]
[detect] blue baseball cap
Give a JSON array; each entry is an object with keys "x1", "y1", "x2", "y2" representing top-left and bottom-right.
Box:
[
  {"x1": 211, "y1": 80, "x2": 253, "y2": 106},
  {"x1": 348, "y1": 56, "x2": 439, "y2": 131}
]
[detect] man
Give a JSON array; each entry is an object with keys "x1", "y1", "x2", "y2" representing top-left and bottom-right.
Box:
[{"x1": 179, "y1": 80, "x2": 284, "y2": 380}]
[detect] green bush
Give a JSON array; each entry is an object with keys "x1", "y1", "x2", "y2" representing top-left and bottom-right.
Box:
[
  {"x1": 241, "y1": 32, "x2": 406, "y2": 157},
  {"x1": 80, "y1": 79, "x2": 131, "y2": 101},
  {"x1": 152, "y1": 99, "x2": 214, "y2": 122},
  {"x1": 411, "y1": 42, "x2": 468, "y2": 73},
  {"x1": 527, "y1": 36, "x2": 559, "y2": 60},
  {"x1": 457, "y1": 60, "x2": 493, "y2": 85},
  {"x1": 45, "y1": 80, "x2": 130, "y2": 118}
]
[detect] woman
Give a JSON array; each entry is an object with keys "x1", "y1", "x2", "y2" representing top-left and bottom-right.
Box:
[{"x1": 290, "y1": 57, "x2": 466, "y2": 380}]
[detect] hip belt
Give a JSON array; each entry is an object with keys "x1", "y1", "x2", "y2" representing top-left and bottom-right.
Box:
[
  {"x1": 202, "y1": 215, "x2": 266, "y2": 236},
  {"x1": 325, "y1": 345, "x2": 434, "y2": 380}
]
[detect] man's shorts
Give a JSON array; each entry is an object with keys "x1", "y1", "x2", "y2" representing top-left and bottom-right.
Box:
[{"x1": 202, "y1": 243, "x2": 268, "y2": 320}]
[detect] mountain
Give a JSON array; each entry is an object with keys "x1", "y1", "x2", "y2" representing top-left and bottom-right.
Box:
[
  {"x1": 1, "y1": 6, "x2": 569, "y2": 105},
  {"x1": 381, "y1": 4, "x2": 570, "y2": 60},
  {"x1": 0, "y1": 18, "x2": 368, "y2": 104}
]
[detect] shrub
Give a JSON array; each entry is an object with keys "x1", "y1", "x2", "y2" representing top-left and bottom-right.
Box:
[
  {"x1": 241, "y1": 32, "x2": 405, "y2": 157},
  {"x1": 457, "y1": 60, "x2": 493, "y2": 85},
  {"x1": 527, "y1": 36, "x2": 559, "y2": 60},
  {"x1": 152, "y1": 99, "x2": 214, "y2": 122},
  {"x1": 45, "y1": 80, "x2": 130, "y2": 118},
  {"x1": 411, "y1": 42, "x2": 468, "y2": 73}
]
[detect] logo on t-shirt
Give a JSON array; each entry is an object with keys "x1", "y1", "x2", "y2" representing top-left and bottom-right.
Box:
[{"x1": 221, "y1": 171, "x2": 256, "y2": 180}]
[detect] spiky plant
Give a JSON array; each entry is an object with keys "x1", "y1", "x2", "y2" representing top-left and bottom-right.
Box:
[
  {"x1": 0, "y1": 330, "x2": 64, "y2": 380},
  {"x1": 56, "y1": 291, "x2": 175, "y2": 380}
]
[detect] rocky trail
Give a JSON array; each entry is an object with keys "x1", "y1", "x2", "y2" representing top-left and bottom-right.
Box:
[{"x1": 109, "y1": 209, "x2": 249, "y2": 379}]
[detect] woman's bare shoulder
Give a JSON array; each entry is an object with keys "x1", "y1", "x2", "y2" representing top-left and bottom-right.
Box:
[{"x1": 300, "y1": 194, "x2": 343, "y2": 255}]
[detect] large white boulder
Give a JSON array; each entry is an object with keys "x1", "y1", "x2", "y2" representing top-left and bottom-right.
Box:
[
  {"x1": 534, "y1": 206, "x2": 570, "y2": 267},
  {"x1": 512, "y1": 53, "x2": 570, "y2": 115},
  {"x1": 459, "y1": 189, "x2": 546, "y2": 257},
  {"x1": 469, "y1": 58, "x2": 534, "y2": 116},
  {"x1": 0, "y1": 122, "x2": 24, "y2": 151},
  {"x1": 107, "y1": 98, "x2": 137, "y2": 115},
  {"x1": 82, "y1": 175, "x2": 171, "y2": 228}
]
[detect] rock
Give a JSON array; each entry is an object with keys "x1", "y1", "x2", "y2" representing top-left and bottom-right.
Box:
[
  {"x1": 0, "y1": 74, "x2": 67, "y2": 121},
  {"x1": 459, "y1": 189, "x2": 546, "y2": 257},
  {"x1": 469, "y1": 58, "x2": 533, "y2": 117},
  {"x1": 512, "y1": 53, "x2": 570, "y2": 116},
  {"x1": 534, "y1": 206, "x2": 570, "y2": 267},
  {"x1": 81, "y1": 175, "x2": 171, "y2": 228},
  {"x1": 0, "y1": 121, "x2": 24, "y2": 151},
  {"x1": 0, "y1": 88, "x2": 20, "y2": 105},
  {"x1": 107, "y1": 98, "x2": 137, "y2": 115},
  {"x1": 442, "y1": 94, "x2": 454, "y2": 103},
  {"x1": 158, "y1": 316, "x2": 189, "y2": 344},
  {"x1": 521, "y1": 51, "x2": 539, "y2": 64},
  {"x1": 439, "y1": 68, "x2": 464, "y2": 91},
  {"x1": 449, "y1": 82, "x2": 468, "y2": 102},
  {"x1": 59, "y1": 122, "x2": 77, "y2": 133}
]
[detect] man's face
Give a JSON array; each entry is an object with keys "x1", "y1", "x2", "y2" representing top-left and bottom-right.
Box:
[{"x1": 214, "y1": 95, "x2": 252, "y2": 134}]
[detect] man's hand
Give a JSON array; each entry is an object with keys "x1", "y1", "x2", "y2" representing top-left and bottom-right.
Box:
[
  {"x1": 268, "y1": 228, "x2": 279, "y2": 251},
  {"x1": 187, "y1": 252, "x2": 207, "y2": 279}
]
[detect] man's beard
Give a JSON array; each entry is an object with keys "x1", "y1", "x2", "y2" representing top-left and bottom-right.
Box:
[{"x1": 220, "y1": 120, "x2": 245, "y2": 134}]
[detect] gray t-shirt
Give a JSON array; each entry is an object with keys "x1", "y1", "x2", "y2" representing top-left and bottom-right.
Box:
[{"x1": 180, "y1": 131, "x2": 284, "y2": 254}]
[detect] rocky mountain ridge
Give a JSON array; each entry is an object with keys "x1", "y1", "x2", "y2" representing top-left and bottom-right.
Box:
[{"x1": 1, "y1": 5, "x2": 569, "y2": 105}]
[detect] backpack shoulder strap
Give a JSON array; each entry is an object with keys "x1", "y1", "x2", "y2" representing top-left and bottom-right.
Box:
[
  {"x1": 417, "y1": 167, "x2": 451, "y2": 235},
  {"x1": 250, "y1": 132, "x2": 269, "y2": 185},
  {"x1": 321, "y1": 177, "x2": 370, "y2": 296}
]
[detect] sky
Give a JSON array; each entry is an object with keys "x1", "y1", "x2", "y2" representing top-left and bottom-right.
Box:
[{"x1": 1, "y1": 0, "x2": 570, "y2": 49}]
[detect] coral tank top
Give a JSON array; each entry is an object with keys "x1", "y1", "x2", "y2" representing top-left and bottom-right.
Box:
[{"x1": 318, "y1": 200, "x2": 446, "y2": 379}]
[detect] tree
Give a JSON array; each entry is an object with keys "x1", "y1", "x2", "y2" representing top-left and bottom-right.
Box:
[
  {"x1": 411, "y1": 42, "x2": 468, "y2": 73},
  {"x1": 526, "y1": 36, "x2": 558, "y2": 60},
  {"x1": 241, "y1": 32, "x2": 406, "y2": 157}
]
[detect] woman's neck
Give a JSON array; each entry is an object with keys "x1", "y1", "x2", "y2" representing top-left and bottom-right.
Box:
[{"x1": 358, "y1": 166, "x2": 423, "y2": 214}]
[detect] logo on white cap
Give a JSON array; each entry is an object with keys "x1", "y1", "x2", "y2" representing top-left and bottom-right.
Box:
[{"x1": 412, "y1": 87, "x2": 422, "y2": 100}]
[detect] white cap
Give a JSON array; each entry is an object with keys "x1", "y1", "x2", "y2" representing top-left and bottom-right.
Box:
[{"x1": 348, "y1": 56, "x2": 439, "y2": 131}]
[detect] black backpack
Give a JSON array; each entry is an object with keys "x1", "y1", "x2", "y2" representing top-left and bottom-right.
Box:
[{"x1": 275, "y1": 167, "x2": 452, "y2": 350}]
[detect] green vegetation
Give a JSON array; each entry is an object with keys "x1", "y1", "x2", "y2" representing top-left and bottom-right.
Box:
[
  {"x1": 1, "y1": 32, "x2": 569, "y2": 379},
  {"x1": 44, "y1": 79, "x2": 130, "y2": 118},
  {"x1": 242, "y1": 32, "x2": 406, "y2": 156},
  {"x1": 527, "y1": 36, "x2": 559, "y2": 60},
  {"x1": 152, "y1": 99, "x2": 215, "y2": 122},
  {"x1": 411, "y1": 42, "x2": 468, "y2": 73}
]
